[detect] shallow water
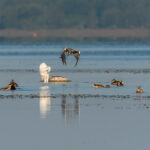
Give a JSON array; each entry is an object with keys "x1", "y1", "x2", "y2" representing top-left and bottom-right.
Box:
[{"x1": 0, "y1": 43, "x2": 150, "y2": 150}]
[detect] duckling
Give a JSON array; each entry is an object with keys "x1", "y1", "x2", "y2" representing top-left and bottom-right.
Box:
[
  {"x1": 136, "y1": 86, "x2": 144, "y2": 93},
  {"x1": 105, "y1": 85, "x2": 110, "y2": 88},
  {"x1": 93, "y1": 84, "x2": 104, "y2": 88}
]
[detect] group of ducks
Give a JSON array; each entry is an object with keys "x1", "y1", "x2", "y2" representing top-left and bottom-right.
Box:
[
  {"x1": 93, "y1": 79, "x2": 124, "y2": 88},
  {"x1": 93, "y1": 79, "x2": 144, "y2": 94},
  {"x1": 0, "y1": 47, "x2": 144, "y2": 94}
]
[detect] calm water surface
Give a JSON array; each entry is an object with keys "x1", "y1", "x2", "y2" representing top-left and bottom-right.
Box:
[{"x1": 0, "y1": 43, "x2": 150, "y2": 150}]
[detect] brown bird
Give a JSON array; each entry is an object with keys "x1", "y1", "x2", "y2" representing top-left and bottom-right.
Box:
[
  {"x1": 111, "y1": 79, "x2": 124, "y2": 87},
  {"x1": 136, "y1": 86, "x2": 144, "y2": 93},
  {"x1": 0, "y1": 80, "x2": 18, "y2": 90},
  {"x1": 60, "y1": 47, "x2": 80, "y2": 66},
  {"x1": 9, "y1": 80, "x2": 18, "y2": 90},
  {"x1": 93, "y1": 84, "x2": 104, "y2": 88}
]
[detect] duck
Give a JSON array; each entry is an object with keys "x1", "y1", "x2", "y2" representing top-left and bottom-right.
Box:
[
  {"x1": 39, "y1": 63, "x2": 71, "y2": 82},
  {"x1": 0, "y1": 80, "x2": 18, "y2": 90},
  {"x1": 136, "y1": 86, "x2": 144, "y2": 93},
  {"x1": 111, "y1": 79, "x2": 124, "y2": 87},
  {"x1": 60, "y1": 47, "x2": 80, "y2": 66},
  {"x1": 10, "y1": 80, "x2": 18, "y2": 88},
  {"x1": 93, "y1": 84, "x2": 104, "y2": 88}
]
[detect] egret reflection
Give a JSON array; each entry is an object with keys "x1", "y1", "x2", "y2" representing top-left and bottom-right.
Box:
[
  {"x1": 61, "y1": 95, "x2": 80, "y2": 122},
  {"x1": 40, "y1": 86, "x2": 51, "y2": 119}
]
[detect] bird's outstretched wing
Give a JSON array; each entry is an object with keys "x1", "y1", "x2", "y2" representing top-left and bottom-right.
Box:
[
  {"x1": 60, "y1": 47, "x2": 71, "y2": 65},
  {"x1": 60, "y1": 51, "x2": 66, "y2": 65},
  {"x1": 72, "y1": 50, "x2": 80, "y2": 66}
]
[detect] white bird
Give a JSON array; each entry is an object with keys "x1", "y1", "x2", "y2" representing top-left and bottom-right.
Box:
[
  {"x1": 39, "y1": 63, "x2": 51, "y2": 83},
  {"x1": 39, "y1": 63, "x2": 71, "y2": 82}
]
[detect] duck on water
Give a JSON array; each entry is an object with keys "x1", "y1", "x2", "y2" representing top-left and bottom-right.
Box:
[
  {"x1": 39, "y1": 62, "x2": 71, "y2": 83},
  {"x1": 111, "y1": 79, "x2": 124, "y2": 87},
  {"x1": 0, "y1": 80, "x2": 18, "y2": 90},
  {"x1": 136, "y1": 86, "x2": 144, "y2": 93}
]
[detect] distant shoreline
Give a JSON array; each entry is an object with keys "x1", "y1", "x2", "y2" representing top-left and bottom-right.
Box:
[{"x1": 0, "y1": 28, "x2": 150, "y2": 43}]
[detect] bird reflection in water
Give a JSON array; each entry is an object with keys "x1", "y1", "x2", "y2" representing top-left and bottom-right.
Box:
[
  {"x1": 40, "y1": 86, "x2": 51, "y2": 119},
  {"x1": 136, "y1": 94, "x2": 142, "y2": 101},
  {"x1": 61, "y1": 95, "x2": 80, "y2": 122}
]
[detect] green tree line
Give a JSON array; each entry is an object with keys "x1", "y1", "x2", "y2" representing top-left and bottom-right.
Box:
[{"x1": 0, "y1": 0, "x2": 150, "y2": 29}]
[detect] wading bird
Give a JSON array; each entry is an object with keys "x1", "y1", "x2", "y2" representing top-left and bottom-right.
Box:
[
  {"x1": 60, "y1": 47, "x2": 80, "y2": 66},
  {"x1": 39, "y1": 63, "x2": 51, "y2": 83}
]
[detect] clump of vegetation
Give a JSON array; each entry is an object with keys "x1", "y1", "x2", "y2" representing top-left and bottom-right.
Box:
[{"x1": 0, "y1": 0, "x2": 150, "y2": 29}]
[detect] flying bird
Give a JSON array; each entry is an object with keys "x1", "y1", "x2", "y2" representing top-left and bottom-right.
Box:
[{"x1": 60, "y1": 47, "x2": 80, "y2": 66}]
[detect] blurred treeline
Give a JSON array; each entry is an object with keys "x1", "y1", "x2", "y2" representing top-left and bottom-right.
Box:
[{"x1": 0, "y1": 0, "x2": 150, "y2": 29}]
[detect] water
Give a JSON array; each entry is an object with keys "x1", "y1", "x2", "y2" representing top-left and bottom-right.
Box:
[{"x1": 0, "y1": 43, "x2": 150, "y2": 150}]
